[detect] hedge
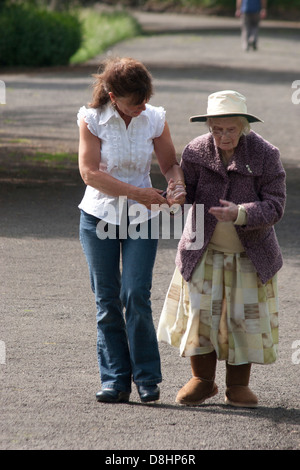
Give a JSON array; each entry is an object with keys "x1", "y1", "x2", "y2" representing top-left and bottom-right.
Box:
[{"x1": 0, "y1": 4, "x2": 82, "y2": 66}]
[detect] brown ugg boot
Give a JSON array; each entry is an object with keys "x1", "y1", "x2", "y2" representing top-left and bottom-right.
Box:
[
  {"x1": 225, "y1": 362, "x2": 258, "y2": 408},
  {"x1": 175, "y1": 351, "x2": 218, "y2": 406}
]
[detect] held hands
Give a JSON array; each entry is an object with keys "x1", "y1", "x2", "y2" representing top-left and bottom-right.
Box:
[
  {"x1": 209, "y1": 199, "x2": 238, "y2": 222},
  {"x1": 136, "y1": 179, "x2": 186, "y2": 211},
  {"x1": 166, "y1": 178, "x2": 187, "y2": 207},
  {"x1": 136, "y1": 187, "x2": 166, "y2": 210}
]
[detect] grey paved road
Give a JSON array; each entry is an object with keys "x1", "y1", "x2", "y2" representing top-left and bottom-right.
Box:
[{"x1": 0, "y1": 11, "x2": 299, "y2": 451}]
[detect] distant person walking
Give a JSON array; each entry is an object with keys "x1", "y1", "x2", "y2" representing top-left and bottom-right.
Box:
[{"x1": 236, "y1": 0, "x2": 267, "y2": 51}]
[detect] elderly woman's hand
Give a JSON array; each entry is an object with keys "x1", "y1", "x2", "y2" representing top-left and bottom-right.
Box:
[
  {"x1": 166, "y1": 178, "x2": 186, "y2": 206},
  {"x1": 209, "y1": 199, "x2": 239, "y2": 222}
]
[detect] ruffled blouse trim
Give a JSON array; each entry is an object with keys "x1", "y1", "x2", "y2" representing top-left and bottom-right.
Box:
[
  {"x1": 77, "y1": 106, "x2": 98, "y2": 137},
  {"x1": 106, "y1": 120, "x2": 119, "y2": 173}
]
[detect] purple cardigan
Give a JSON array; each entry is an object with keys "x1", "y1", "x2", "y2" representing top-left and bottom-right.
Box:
[{"x1": 176, "y1": 131, "x2": 286, "y2": 284}]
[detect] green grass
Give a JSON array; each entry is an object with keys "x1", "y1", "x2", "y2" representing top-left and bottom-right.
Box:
[
  {"x1": 70, "y1": 9, "x2": 142, "y2": 64},
  {"x1": 23, "y1": 152, "x2": 78, "y2": 168},
  {"x1": 6, "y1": 138, "x2": 31, "y2": 144}
]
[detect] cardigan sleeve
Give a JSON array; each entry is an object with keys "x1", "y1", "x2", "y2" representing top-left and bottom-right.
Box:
[
  {"x1": 240, "y1": 147, "x2": 286, "y2": 230},
  {"x1": 180, "y1": 143, "x2": 200, "y2": 205}
]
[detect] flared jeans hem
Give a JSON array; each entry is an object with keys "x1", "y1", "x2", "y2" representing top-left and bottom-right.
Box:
[{"x1": 79, "y1": 210, "x2": 162, "y2": 392}]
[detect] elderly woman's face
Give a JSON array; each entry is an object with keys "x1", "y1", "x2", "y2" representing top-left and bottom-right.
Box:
[{"x1": 209, "y1": 117, "x2": 243, "y2": 154}]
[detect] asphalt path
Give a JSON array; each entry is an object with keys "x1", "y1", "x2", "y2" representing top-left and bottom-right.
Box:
[{"x1": 0, "y1": 11, "x2": 299, "y2": 452}]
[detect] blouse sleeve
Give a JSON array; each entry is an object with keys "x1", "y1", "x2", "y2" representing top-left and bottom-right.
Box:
[
  {"x1": 180, "y1": 142, "x2": 200, "y2": 205},
  {"x1": 150, "y1": 105, "x2": 166, "y2": 138},
  {"x1": 77, "y1": 106, "x2": 98, "y2": 137}
]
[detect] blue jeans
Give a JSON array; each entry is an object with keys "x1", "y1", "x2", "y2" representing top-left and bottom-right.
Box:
[{"x1": 79, "y1": 210, "x2": 162, "y2": 392}]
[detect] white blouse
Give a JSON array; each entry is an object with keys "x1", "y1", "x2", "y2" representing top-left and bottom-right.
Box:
[{"x1": 77, "y1": 103, "x2": 166, "y2": 225}]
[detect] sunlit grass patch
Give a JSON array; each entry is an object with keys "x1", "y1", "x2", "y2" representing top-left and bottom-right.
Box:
[
  {"x1": 70, "y1": 9, "x2": 142, "y2": 64},
  {"x1": 23, "y1": 151, "x2": 78, "y2": 168}
]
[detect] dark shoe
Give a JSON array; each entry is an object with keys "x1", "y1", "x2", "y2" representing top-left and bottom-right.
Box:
[
  {"x1": 96, "y1": 389, "x2": 130, "y2": 403},
  {"x1": 137, "y1": 385, "x2": 160, "y2": 403}
]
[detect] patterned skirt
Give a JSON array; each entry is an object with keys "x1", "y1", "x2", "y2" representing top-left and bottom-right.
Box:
[{"x1": 157, "y1": 249, "x2": 279, "y2": 365}]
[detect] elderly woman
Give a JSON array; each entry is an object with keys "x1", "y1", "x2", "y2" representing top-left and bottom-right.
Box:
[{"x1": 158, "y1": 90, "x2": 286, "y2": 408}]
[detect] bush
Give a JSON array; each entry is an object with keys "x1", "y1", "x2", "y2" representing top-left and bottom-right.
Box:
[{"x1": 0, "y1": 4, "x2": 82, "y2": 66}]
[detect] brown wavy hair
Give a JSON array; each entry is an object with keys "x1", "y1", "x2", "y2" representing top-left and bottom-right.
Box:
[{"x1": 89, "y1": 57, "x2": 153, "y2": 108}]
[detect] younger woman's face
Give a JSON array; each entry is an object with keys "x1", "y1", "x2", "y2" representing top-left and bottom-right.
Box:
[{"x1": 109, "y1": 93, "x2": 147, "y2": 118}]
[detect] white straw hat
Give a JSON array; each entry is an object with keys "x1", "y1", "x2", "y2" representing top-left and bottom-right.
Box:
[{"x1": 190, "y1": 90, "x2": 263, "y2": 123}]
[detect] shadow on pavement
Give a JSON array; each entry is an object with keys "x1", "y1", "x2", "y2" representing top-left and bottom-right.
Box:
[
  {"x1": 0, "y1": 165, "x2": 299, "y2": 262},
  {"x1": 128, "y1": 400, "x2": 300, "y2": 426}
]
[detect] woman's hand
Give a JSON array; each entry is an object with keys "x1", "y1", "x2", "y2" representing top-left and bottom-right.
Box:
[
  {"x1": 135, "y1": 187, "x2": 167, "y2": 210},
  {"x1": 209, "y1": 199, "x2": 238, "y2": 222},
  {"x1": 166, "y1": 178, "x2": 186, "y2": 206}
]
